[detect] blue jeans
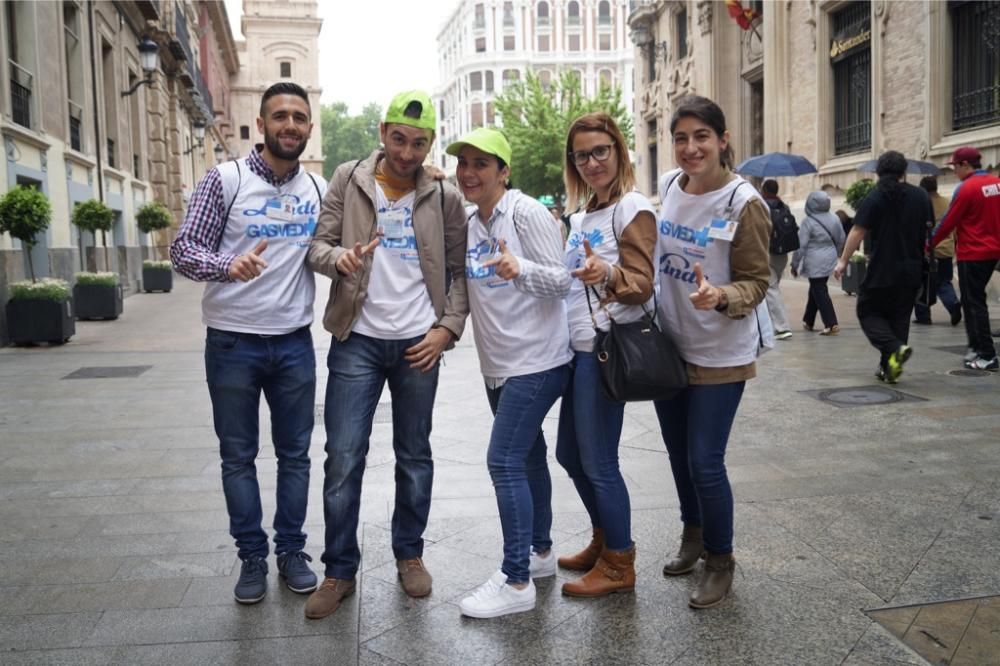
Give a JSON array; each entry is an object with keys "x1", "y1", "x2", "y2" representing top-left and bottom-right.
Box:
[
  {"x1": 320, "y1": 332, "x2": 438, "y2": 580},
  {"x1": 654, "y1": 382, "x2": 745, "y2": 555},
  {"x1": 484, "y1": 366, "x2": 569, "y2": 584},
  {"x1": 204, "y1": 326, "x2": 315, "y2": 560},
  {"x1": 555, "y1": 351, "x2": 632, "y2": 551}
]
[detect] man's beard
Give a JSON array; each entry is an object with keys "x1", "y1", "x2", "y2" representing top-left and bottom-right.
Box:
[{"x1": 264, "y1": 128, "x2": 307, "y2": 161}]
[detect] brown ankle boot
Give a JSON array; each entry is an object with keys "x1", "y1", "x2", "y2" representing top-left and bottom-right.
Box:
[
  {"x1": 557, "y1": 528, "x2": 604, "y2": 571},
  {"x1": 662, "y1": 524, "x2": 705, "y2": 576},
  {"x1": 689, "y1": 553, "x2": 735, "y2": 609},
  {"x1": 561, "y1": 546, "x2": 636, "y2": 598}
]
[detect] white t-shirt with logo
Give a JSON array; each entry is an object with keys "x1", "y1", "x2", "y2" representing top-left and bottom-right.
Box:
[
  {"x1": 657, "y1": 169, "x2": 764, "y2": 366},
  {"x1": 352, "y1": 185, "x2": 436, "y2": 340},
  {"x1": 564, "y1": 191, "x2": 657, "y2": 352}
]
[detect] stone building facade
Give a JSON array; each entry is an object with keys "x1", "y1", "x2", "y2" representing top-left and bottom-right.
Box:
[
  {"x1": 0, "y1": 0, "x2": 238, "y2": 344},
  {"x1": 433, "y1": 0, "x2": 637, "y2": 173},
  {"x1": 228, "y1": 0, "x2": 324, "y2": 175},
  {"x1": 628, "y1": 0, "x2": 1000, "y2": 207}
]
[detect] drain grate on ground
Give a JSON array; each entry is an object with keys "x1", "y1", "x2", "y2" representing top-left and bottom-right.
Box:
[
  {"x1": 866, "y1": 595, "x2": 1000, "y2": 664},
  {"x1": 315, "y1": 402, "x2": 392, "y2": 424},
  {"x1": 948, "y1": 368, "x2": 994, "y2": 378},
  {"x1": 62, "y1": 365, "x2": 152, "y2": 379},
  {"x1": 800, "y1": 385, "x2": 927, "y2": 408}
]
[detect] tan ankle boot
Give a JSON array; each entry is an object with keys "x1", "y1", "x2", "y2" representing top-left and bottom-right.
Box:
[
  {"x1": 688, "y1": 553, "x2": 735, "y2": 609},
  {"x1": 557, "y1": 528, "x2": 604, "y2": 571},
  {"x1": 662, "y1": 524, "x2": 704, "y2": 576},
  {"x1": 561, "y1": 546, "x2": 636, "y2": 598}
]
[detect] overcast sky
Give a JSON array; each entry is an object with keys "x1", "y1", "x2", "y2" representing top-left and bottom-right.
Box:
[{"x1": 224, "y1": 0, "x2": 458, "y2": 114}]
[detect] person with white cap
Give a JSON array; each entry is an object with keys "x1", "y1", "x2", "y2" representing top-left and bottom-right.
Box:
[{"x1": 448, "y1": 128, "x2": 573, "y2": 618}]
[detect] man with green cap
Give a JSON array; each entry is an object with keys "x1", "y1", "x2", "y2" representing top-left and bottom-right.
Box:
[{"x1": 304, "y1": 90, "x2": 469, "y2": 619}]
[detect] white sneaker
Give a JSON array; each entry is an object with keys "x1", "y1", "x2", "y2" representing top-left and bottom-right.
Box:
[
  {"x1": 459, "y1": 570, "x2": 536, "y2": 618},
  {"x1": 529, "y1": 550, "x2": 556, "y2": 578},
  {"x1": 774, "y1": 330, "x2": 793, "y2": 340},
  {"x1": 964, "y1": 348, "x2": 978, "y2": 362}
]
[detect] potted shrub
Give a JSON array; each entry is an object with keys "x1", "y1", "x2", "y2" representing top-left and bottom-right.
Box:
[
  {"x1": 6, "y1": 278, "x2": 75, "y2": 344},
  {"x1": 0, "y1": 186, "x2": 75, "y2": 344},
  {"x1": 136, "y1": 200, "x2": 172, "y2": 258},
  {"x1": 71, "y1": 199, "x2": 122, "y2": 319},
  {"x1": 142, "y1": 260, "x2": 173, "y2": 293}
]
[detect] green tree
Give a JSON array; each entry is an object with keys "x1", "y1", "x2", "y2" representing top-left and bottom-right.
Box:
[
  {"x1": 493, "y1": 70, "x2": 633, "y2": 207},
  {"x1": 71, "y1": 199, "x2": 115, "y2": 273},
  {"x1": 322, "y1": 102, "x2": 383, "y2": 179},
  {"x1": 0, "y1": 185, "x2": 52, "y2": 282},
  {"x1": 845, "y1": 178, "x2": 876, "y2": 212}
]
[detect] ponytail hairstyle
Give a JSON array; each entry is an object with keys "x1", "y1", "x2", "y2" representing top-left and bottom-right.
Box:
[{"x1": 669, "y1": 96, "x2": 735, "y2": 170}]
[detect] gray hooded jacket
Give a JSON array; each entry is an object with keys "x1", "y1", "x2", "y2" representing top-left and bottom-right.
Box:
[{"x1": 792, "y1": 191, "x2": 846, "y2": 278}]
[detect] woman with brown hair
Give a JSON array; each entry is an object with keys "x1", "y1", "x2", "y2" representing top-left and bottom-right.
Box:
[{"x1": 555, "y1": 112, "x2": 657, "y2": 597}]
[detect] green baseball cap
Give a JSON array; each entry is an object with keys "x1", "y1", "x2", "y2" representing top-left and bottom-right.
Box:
[
  {"x1": 384, "y1": 90, "x2": 436, "y2": 131},
  {"x1": 446, "y1": 128, "x2": 512, "y2": 168}
]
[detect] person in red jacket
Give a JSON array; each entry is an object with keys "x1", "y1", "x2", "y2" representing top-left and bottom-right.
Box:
[{"x1": 931, "y1": 146, "x2": 1000, "y2": 371}]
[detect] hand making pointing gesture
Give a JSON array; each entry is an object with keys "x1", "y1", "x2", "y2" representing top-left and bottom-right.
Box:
[
  {"x1": 229, "y1": 239, "x2": 269, "y2": 282},
  {"x1": 688, "y1": 262, "x2": 726, "y2": 311},
  {"x1": 481, "y1": 239, "x2": 521, "y2": 280},
  {"x1": 571, "y1": 239, "x2": 611, "y2": 286},
  {"x1": 336, "y1": 235, "x2": 381, "y2": 275}
]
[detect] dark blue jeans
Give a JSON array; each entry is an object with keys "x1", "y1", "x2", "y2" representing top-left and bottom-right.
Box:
[
  {"x1": 205, "y1": 326, "x2": 315, "y2": 560},
  {"x1": 914, "y1": 257, "x2": 960, "y2": 322},
  {"x1": 654, "y1": 382, "x2": 745, "y2": 555},
  {"x1": 556, "y1": 351, "x2": 632, "y2": 551},
  {"x1": 320, "y1": 332, "x2": 438, "y2": 580},
  {"x1": 485, "y1": 366, "x2": 569, "y2": 584}
]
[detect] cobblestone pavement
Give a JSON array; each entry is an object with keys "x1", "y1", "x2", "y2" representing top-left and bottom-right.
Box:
[{"x1": 1, "y1": 274, "x2": 998, "y2": 665}]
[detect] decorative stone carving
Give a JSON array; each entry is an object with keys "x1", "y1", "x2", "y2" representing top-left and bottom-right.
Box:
[
  {"x1": 743, "y1": 21, "x2": 764, "y2": 66},
  {"x1": 5, "y1": 137, "x2": 16, "y2": 162},
  {"x1": 697, "y1": 0, "x2": 713, "y2": 36},
  {"x1": 40, "y1": 152, "x2": 47, "y2": 172}
]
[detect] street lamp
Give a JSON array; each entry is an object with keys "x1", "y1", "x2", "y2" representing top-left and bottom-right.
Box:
[
  {"x1": 213, "y1": 143, "x2": 225, "y2": 163},
  {"x1": 629, "y1": 22, "x2": 667, "y2": 61},
  {"x1": 121, "y1": 37, "x2": 159, "y2": 97},
  {"x1": 182, "y1": 122, "x2": 207, "y2": 155}
]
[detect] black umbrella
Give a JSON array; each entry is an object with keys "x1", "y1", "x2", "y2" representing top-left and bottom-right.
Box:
[
  {"x1": 857, "y1": 158, "x2": 942, "y2": 175},
  {"x1": 734, "y1": 152, "x2": 818, "y2": 177}
]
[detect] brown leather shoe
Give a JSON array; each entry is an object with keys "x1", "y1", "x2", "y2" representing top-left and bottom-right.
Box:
[
  {"x1": 557, "y1": 528, "x2": 604, "y2": 571},
  {"x1": 397, "y1": 557, "x2": 432, "y2": 598},
  {"x1": 662, "y1": 524, "x2": 704, "y2": 576},
  {"x1": 304, "y1": 577, "x2": 356, "y2": 619},
  {"x1": 561, "y1": 545, "x2": 635, "y2": 597},
  {"x1": 689, "y1": 553, "x2": 735, "y2": 609}
]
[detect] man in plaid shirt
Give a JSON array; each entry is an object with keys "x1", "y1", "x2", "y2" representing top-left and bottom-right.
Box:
[{"x1": 171, "y1": 82, "x2": 326, "y2": 605}]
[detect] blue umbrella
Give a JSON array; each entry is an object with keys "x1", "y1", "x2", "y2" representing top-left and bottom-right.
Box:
[
  {"x1": 734, "y1": 152, "x2": 818, "y2": 177},
  {"x1": 857, "y1": 159, "x2": 942, "y2": 175}
]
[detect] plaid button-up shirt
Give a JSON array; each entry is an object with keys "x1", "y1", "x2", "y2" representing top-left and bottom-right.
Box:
[{"x1": 170, "y1": 146, "x2": 302, "y2": 281}]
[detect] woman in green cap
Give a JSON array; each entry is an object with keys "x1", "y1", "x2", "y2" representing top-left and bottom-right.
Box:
[{"x1": 447, "y1": 128, "x2": 574, "y2": 619}]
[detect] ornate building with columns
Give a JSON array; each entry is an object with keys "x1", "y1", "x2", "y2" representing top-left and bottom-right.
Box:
[{"x1": 628, "y1": 0, "x2": 999, "y2": 207}]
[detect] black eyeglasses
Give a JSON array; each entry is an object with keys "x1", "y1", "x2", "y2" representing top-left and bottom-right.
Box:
[{"x1": 569, "y1": 144, "x2": 613, "y2": 166}]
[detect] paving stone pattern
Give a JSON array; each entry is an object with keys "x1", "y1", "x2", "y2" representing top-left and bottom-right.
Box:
[{"x1": 1, "y1": 275, "x2": 998, "y2": 665}]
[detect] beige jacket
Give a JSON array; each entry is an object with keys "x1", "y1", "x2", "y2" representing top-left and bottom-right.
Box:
[{"x1": 307, "y1": 150, "x2": 470, "y2": 342}]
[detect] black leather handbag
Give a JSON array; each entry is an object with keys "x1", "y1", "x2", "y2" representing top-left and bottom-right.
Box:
[
  {"x1": 914, "y1": 219, "x2": 938, "y2": 308},
  {"x1": 591, "y1": 299, "x2": 688, "y2": 403}
]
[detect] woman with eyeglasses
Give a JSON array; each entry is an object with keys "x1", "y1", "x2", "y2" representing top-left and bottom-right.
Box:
[
  {"x1": 655, "y1": 96, "x2": 770, "y2": 609},
  {"x1": 555, "y1": 112, "x2": 657, "y2": 597}
]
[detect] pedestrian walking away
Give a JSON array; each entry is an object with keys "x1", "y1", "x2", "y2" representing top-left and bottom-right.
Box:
[
  {"x1": 653, "y1": 96, "x2": 771, "y2": 610},
  {"x1": 447, "y1": 128, "x2": 573, "y2": 619},
  {"x1": 834, "y1": 151, "x2": 932, "y2": 383},
  {"x1": 170, "y1": 82, "x2": 325, "y2": 605},
  {"x1": 760, "y1": 179, "x2": 797, "y2": 339},
  {"x1": 913, "y1": 176, "x2": 962, "y2": 327},
  {"x1": 930, "y1": 146, "x2": 1000, "y2": 371},
  {"x1": 556, "y1": 112, "x2": 658, "y2": 599},
  {"x1": 303, "y1": 90, "x2": 470, "y2": 619},
  {"x1": 791, "y1": 191, "x2": 846, "y2": 336}
]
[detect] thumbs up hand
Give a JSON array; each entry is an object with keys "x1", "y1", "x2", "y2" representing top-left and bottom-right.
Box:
[
  {"x1": 229, "y1": 239, "x2": 270, "y2": 282},
  {"x1": 336, "y1": 233, "x2": 382, "y2": 275},
  {"x1": 481, "y1": 239, "x2": 521, "y2": 280},
  {"x1": 571, "y1": 239, "x2": 610, "y2": 286},
  {"x1": 689, "y1": 262, "x2": 726, "y2": 310}
]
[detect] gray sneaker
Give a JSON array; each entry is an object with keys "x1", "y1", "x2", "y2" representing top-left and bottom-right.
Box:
[
  {"x1": 234, "y1": 556, "x2": 268, "y2": 604},
  {"x1": 277, "y1": 551, "x2": 317, "y2": 593}
]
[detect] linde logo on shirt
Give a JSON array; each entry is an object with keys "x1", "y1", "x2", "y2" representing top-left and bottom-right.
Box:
[
  {"x1": 660, "y1": 252, "x2": 701, "y2": 284},
  {"x1": 566, "y1": 229, "x2": 604, "y2": 268},
  {"x1": 659, "y1": 218, "x2": 730, "y2": 247},
  {"x1": 243, "y1": 195, "x2": 318, "y2": 217}
]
